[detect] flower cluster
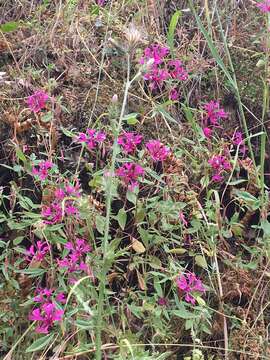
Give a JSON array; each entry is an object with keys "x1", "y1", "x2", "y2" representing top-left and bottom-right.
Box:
[
  {"x1": 41, "y1": 181, "x2": 81, "y2": 224},
  {"x1": 115, "y1": 136, "x2": 170, "y2": 190},
  {"x1": 77, "y1": 129, "x2": 106, "y2": 150},
  {"x1": 116, "y1": 162, "x2": 145, "y2": 190},
  {"x1": 25, "y1": 241, "x2": 50, "y2": 263},
  {"x1": 232, "y1": 131, "x2": 246, "y2": 155},
  {"x1": 176, "y1": 273, "x2": 205, "y2": 305},
  {"x1": 58, "y1": 238, "x2": 92, "y2": 283},
  {"x1": 118, "y1": 132, "x2": 143, "y2": 154},
  {"x1": 208, "y1": 155, "x2": 231, "y2": 182},
  {"x1": 27, "y1": 90, "x2": 49, "y2": 113},
  {"x1": 146, "y1": 140, "x2": 170, "y2": 162},
  {"x1": 96, "y1": 0, "x2": 106, "y2": 5},
  {"x1": 256, "y1": 0, "x2": 270, "y2": 12},
  {"x1": 202, "y1": 100, "x2": 228, "y2": 138},
  {"x1": 29, "y1": 288, "x2": 65, "y2": 334},
  {"x1": 140, "y1": 44, "x2": 188, "y2": 94},
  {"x1": 32, "y1": 160, "x2": 54, "y2": 181}
]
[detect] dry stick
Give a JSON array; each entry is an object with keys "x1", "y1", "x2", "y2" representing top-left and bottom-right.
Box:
[
  {"x1": 58, "y1": 342, "x2": 270, "y2": 360},
  {"x1": 0, "y1": 30, "x2": 23, "y2": 77},
  {"x1": 197, "y1": 196, "x2": 229, "y2": 360},
  {"x1": 74, "y1": 1, "x2": 115, "y2": 175}
]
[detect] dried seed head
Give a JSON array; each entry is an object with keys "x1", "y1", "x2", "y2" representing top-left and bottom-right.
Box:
[{"x1": 125, "y1": 24, "x2": 143, "y2": 48}]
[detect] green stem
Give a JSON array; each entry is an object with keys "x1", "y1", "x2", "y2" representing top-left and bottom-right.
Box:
[{"x1": 95, "y1": 54, "x2": 132, "y2": 360}]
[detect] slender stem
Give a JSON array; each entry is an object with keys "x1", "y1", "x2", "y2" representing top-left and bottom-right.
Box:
[{"x1": 95, "y1": 54, "x2": 131, "y2": 360}]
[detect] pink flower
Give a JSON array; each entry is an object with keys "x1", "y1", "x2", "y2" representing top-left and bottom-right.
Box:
[
  {"x1": 42, "y1": 203, "x2": 62, "y2": 224},
  {"x1": 157, "y1": 297, "x2": 168, "y2": 306},
  {"x1": 208, "y1": 155, "x2": 231, "y2": 182},
  {"x1": 143, "y1": 65, "x2": 170, "y2": 90},
  {"x1": 146, "y1": 140, "x2": 170, "y2": 162},
  {"x1": 232, "y1": 131, "x2": 247, "y2": 155},
  {"x1": 25, "y1": 241, "x2": 50, "y2": 262},
  {"x1": 203, "y1": 127, "x2": 212, "y2": 138},
  {"x1": 257, "y1": 0, "x2": 270, "y2": 12},
  {"x1": 29, "y1": 303, "x2": 64, "y2": 334},
  {"x1": 42, "y1": 181, "x2": 81, "y2": 224},
  {"x1": 33, "y1": 288, "x2": 53, "y2": 303},
  {"x1": 32, "y1": 160, "x2": 54, "y2": 181},
  {"x1": 30, "y1": 289, "x2": 64, "y2": 333},
  {"x1": 168, "y1": 60, "x2": 188, "y2": 81},
  {"x1": 77, "y1": 129, "x2": 106, "y2": 150},
  {"x1": 118, "y1": 132, "x2": 143, "y2": 154},
  {"x1": 140, "y1": 44, "x2": 169, "y2": 65},
  {"x1": 27, "y1": 90, "x2": 49, "y2": 113},
  {"x1": 203, "y1": 100, "x2": 228, "y2": 126},
  {"x1": 58, "y1": 238, "x2": 91, "y2": 281},
  {"x1": 56, "y1": 292, "x2": 66, "y2": 304},
  {"x1": 176, "y1": 273, "x2": 205, "y2": 305},
  {"x1": 169, "y1": 88, "x2": 179, "y2": 101},
  {"x1": 179, "y1": 211, "x2": 188, "y2": 227},
  {"x1": 116, "y1": 162, "x2": 144, "y2": 190}
]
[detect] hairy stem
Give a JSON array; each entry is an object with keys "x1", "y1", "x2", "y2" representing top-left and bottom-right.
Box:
[{"x1": 95, "y1": 54, "x2": 132, "y2": 360}]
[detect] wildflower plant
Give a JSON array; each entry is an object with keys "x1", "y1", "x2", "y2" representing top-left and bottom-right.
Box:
[{"x1": 1, "y1": 2, "x2": 267, "y2": 359}]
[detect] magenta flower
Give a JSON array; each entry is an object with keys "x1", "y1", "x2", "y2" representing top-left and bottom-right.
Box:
[
  {"x1": 169, "y1": 88, "x2": 180, "y2": 101},
  {"x1": 33, "y1": 288, "x2": 53, "y2": 303},
  {"x1": 232, "y1": 131, "x2": 247, "y2": 155},
  {"x1": 42, "y1": 203, "x2": 62, "y2": 224},
  {"x1": 256, "y1": 0, "x2": 270, "y2": 12},
  {"x1": 30, "y1": 289, "x2": 65, "y2": 333},
  {"x1": 32, "y1": 160, "x2": 54, "y2": 181},
  {"x1": 77, "y1": 129, "x2": 106, "y2": 150},
  {"x1": 157, "y1": 297, "x2": 168, "y2": 306},
  {"x1": 203, "y1": 127, "x2": 212, "y2": 138},
  {"x1": 55, "y1": 292, "x2": 66, "y2": 304},
  {"x1": 118, "y1": 132, "x2": 143, "y2": 154},
  {"x1": 179, "y1": 211, "x2": 188, "y2": 227},
  {"x1": 96, "y1": 0, "x2": 106, "y2": 5},
  {"x1": 42, "y1": 181, "x2": 81, "y2": 224},
  {"x1": 25, "y1": 241, "x2": 50, "y2": 263},
  {"x1": 58, "y1": 238, "x2": 91, "y2": 282},
  {"x1": 146, "y1": 140, "x2": 170, "y2": 162},
  {"x1": 203, "y1": 100, "x2": 228, "y2": 126},
  {"x1": 143, "y1": 65, "x2": 170, "y2": 90},
  {"x1": 116, "y1": 162, "x2": 144, "y2": 190},
  {"x1": 27, "y1": 90, "x2": 49, "y2": 113},
  {"x1": 168, "y1": 60, "x2": 188, "y2": 81},
  {"x1": 176, "y1": 273, "x2": 205, "y2": 305},
  {"x1": 29, "y1": 302, "x2": 64, "y2": 334},
  {"x1": 208, "y1": 155, "x2": 231, "y2": 182},
  {"x1": 140, "y1": 44, "x2": 169, "y2": 65}
]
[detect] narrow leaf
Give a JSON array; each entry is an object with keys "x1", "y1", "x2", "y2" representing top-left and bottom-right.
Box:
[{"x1": 26, "y1": 334, "x2": 55, "y2": 353}]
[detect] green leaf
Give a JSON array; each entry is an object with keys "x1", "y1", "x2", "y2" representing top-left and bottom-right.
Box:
[
  {"x1": 17, "y1": 268, "x2": 46, "y2": 276},
  {"x1": 61, "y1": 127, "x2": 75, "y2": 138},
  {"x1": 123, "y1": 113, "x2": 138, "y2": 125},
  {"x1": 15, "y1": 146, "x2": 27, "y2": 163},
  {"x1": 13, "y1": 236, "x2": 24, "y2": 245},
  {"x1": 96, "y1": 215, "x2": 106, "y2": 234},
  {"x1": 41, "y1": 111, "x2": 53, "y2": 123},
  {"x1": 0, "y1": 21, "x2": 19, "y2": 33},
  {"x1": 116, "y1": 208, "x2": 127, "y2": 230},
  {"x1": 173, "y1": 304, "x2": 197, "y2": 319},
  {"x1": 233, "y1": 190, "x2": 257, "y2": 203},
  {"x1": 195, "y1": 255, "x2": 208, "y2": 269},
  {"x1": 167, "y1": 10, "x2": 181, "y2": 52},
  {"x1": 227, "y1": 179, "x2": 247, "y2": 185},
  {"x1": 26, "y1": 334, "x2": 55, "y2": 353},
  {"x1": 167, "y1": 248, "x2": 187, "y2": 255},
  {"x1": 261, "y1": 219, "x2": 270, "y2": 236},
  {"x1": 126, "y1": 189, "x2": 137, "y2": 205}
]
